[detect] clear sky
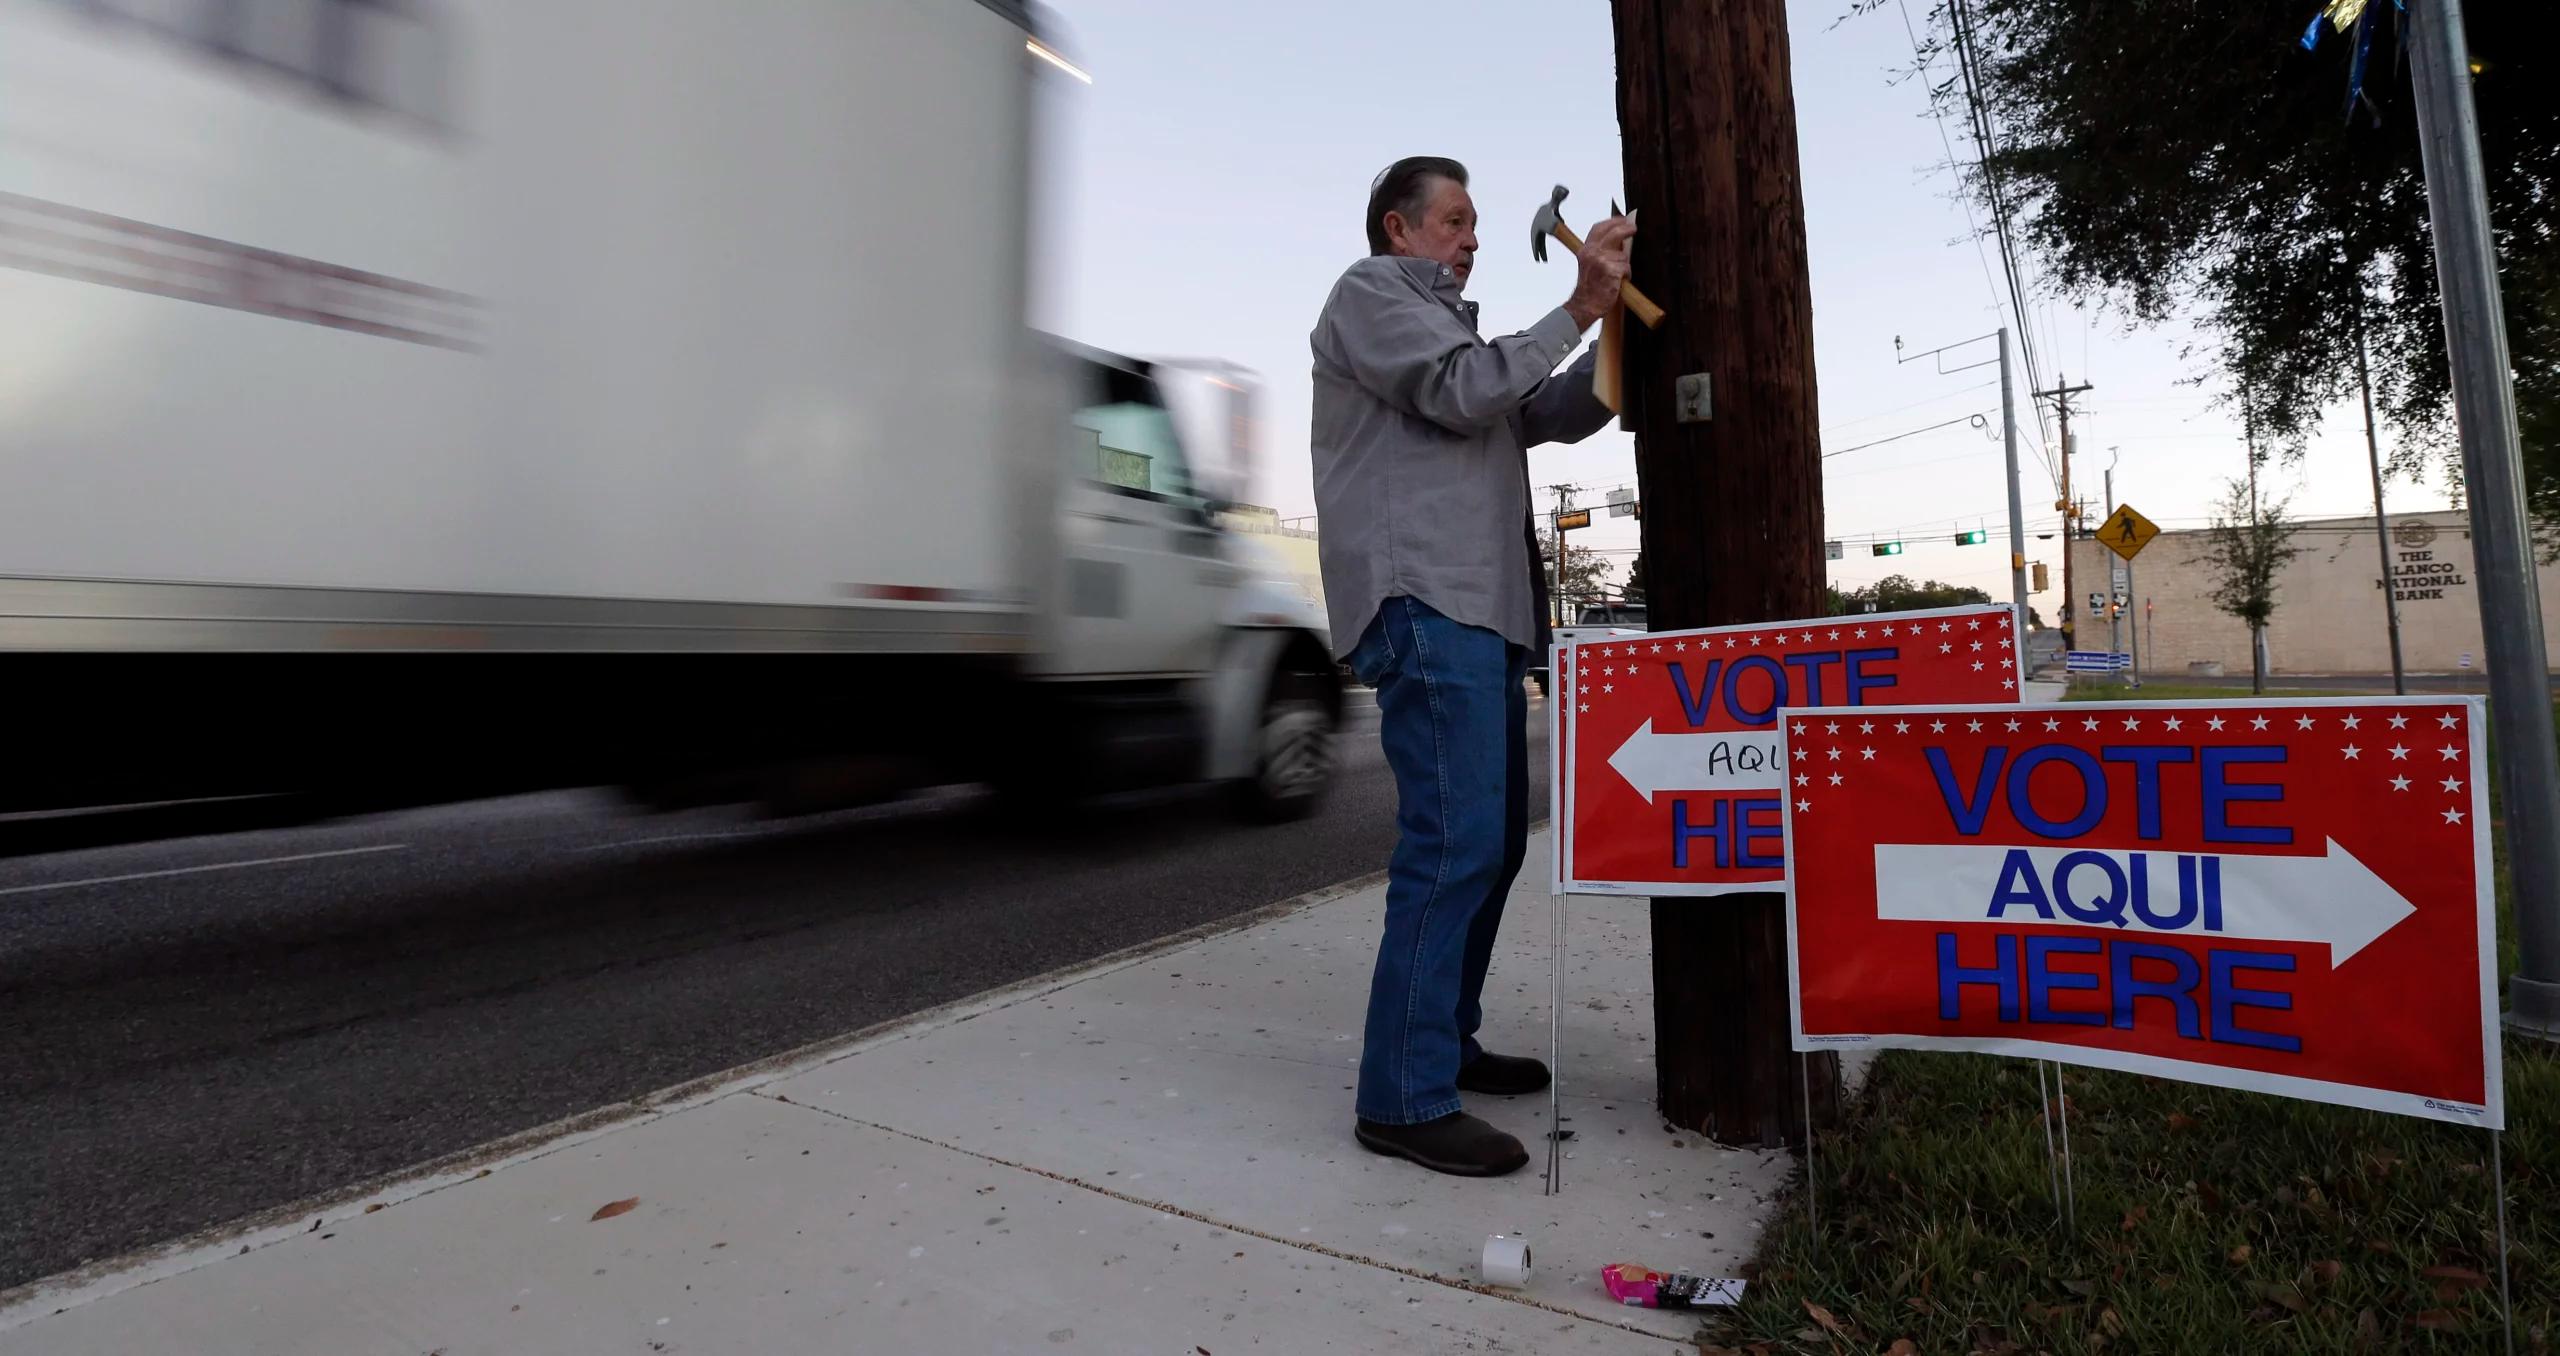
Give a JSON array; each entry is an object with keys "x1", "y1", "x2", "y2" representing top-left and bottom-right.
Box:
[{"x1": 1030, "y1": 0, "x2": 2455, "y2": 614}]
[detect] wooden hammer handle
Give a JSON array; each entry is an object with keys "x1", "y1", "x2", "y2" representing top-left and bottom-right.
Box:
[{"x1": 1547, "y1": 222, "x2": 1665, "y2": 328}]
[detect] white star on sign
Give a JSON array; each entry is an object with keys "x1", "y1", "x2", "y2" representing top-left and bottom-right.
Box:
[
  {"x1": 1967, "y1": 618, "x2": 1981, "y2": 629},
  {"x1": 1930, "y1": 720, "x2": 1948, "y2": 734},
  {"x1": 1801, "y1": 631, "x2": 1814, "y2": 643},
  {"x1": 2441, "y1": 776, "x2": 2463, "y2": 793},
  {"x1": 1828, "y1": 747, "x2": 1843, "y2": 760},
  {"x1": 1940, "y1": 643, "x2": 1954, "y2": 654},
  {"x1": 2082, "y1": 718, "x2": 2101, "y2": 731},
  {"x1": 1579, "y1": 704, "x2": 1590, "y2": 713},
  {"x1": 2296, "y1": 715, "x2": 2317, "y2": 731},
  {"x1": 2044, "y1": 718, "x2": 2062, "y2": 731},
  {"x1": 1602, "y1": 684, "x2": 1614, "y2": 693},
  {"x1": 1796, "y1": 772, "x2": 1810, "y2": 786},
  {"x1": 2163, "y1": 717, "x2": 2184, "y2": 731},
  {"x1": 1855, "y1": 628, "x2": 1868, "y2": 639},
  {"x1": 2439, "y1": 712, "x2": 2460, "y2": 729},
  {"x1": 2440, "y1": 744, "x2": 2463, "y2": 761},
  {"x1": 2444, "y1": 807, "x2": 2466, "y2": 825},
  {"x1": 2000, "y1": 637, "x2": 2012, "y2": 649},
  {"x1": 1940, "y1": 621, "x2": 1953, "y2": 633},
  {"x1": 2389, "y1": 745, "x2": 2411, "y2": 760},
  {"x1": 1651, "y1": 643, "x2": 1662, "y2": 653},
  {"x1": 1825, "y1": 721, "x2": 1842, "y2": 735},
  {"x1": 1895, "y1": 720, "x2": 1912, "y2": 735},
  {"x1": 1600, "y1": 647, "x2": 1613, "y2": 657},
  {"x1": 2207, "y1": 716, "x2": 2227, "y2": 731},
  {"x1": 2340, "y1": 714, "x2": 2362, "y2": 730},
  {"x1": 1828, "y1": 773, "x2": 1844, "y2": 786},
  {"x1": 1675, "y1": 641, "x2": 1688, "y2": 651},
  {"x1": 1971, "y1": 641, "x2": 1983, "y2": 652},
  {"x1": 1859, "y1": 720, "x2": 1876, "y2": 734},
  {"x1": 2251, "y1": 716, "x2": 2272, "y2": 731},
  {"x1": 1972, "y1": 660, "x2": 1985, "y2": 671},
  {"x1": 1798, "y1": 799, "x2": 1811, "y2": 812},
  {"x1": 1880, "y1": 624, "x2": 1896, "y2": 636},
  {"x1": 1862, "y1": 747, "x2": 1878, "y2": 760},
  {"x1": 2342, "y1": 744, "x2": 2362, "y2": 760},
  {"x1": 1828, "y1": 629, "x2": 1841, "y2": 640},
  {"x1": 1793, "y1": 721, "x2": 1808, "y2": 735},
  {"x1": 1967, "y1": 719, "x2": 1985, "y2": 733},
  {"x1": 2123, "y1": 716, "x2": 2142, "y2": 730},
  {"x1": 1725, "y1": 637, "x2": 1738, "y2": 649},
  {"x1": 2005, "y1": 718, "x2": 2022, "y2": 732},
  {"x1": 2389, "y1": 713, "x2": 2410, "y2": 729},
  {"x1": 2004, "y1": 678, "x2": 2016, "y2": 689},
  {"x1": 2390, "y1": 775, "x2": 2412, "y2": 791}
]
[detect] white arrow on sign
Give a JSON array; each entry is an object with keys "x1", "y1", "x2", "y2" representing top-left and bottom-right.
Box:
[
  {"x1": 1871, "y1": 839, "x2": 2415, "y2": 968},
  {"x1": 1607, "y1": 719, "x2": 1788, "y2": 802}
]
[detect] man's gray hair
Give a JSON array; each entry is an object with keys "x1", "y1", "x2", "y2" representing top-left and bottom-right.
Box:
[{"x1": 1365, "y1": 156, "x2": 1468, "y2": 256}]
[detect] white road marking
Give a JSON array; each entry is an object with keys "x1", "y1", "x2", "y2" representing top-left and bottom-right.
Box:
[
  {"x1": 571, "y1": 830, "x2": 766, "y2": 853},
  {"x1": 0, "y1": 844, "x2": 409, "y2": 898}
]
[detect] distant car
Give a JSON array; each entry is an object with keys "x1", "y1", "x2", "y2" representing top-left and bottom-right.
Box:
[{"x1": 1530, "y1": 604, "x2": 1648, "y2": 697}]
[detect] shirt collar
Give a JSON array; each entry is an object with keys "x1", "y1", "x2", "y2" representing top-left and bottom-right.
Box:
[{"x1": 1385, "y1": 254, "x2": 1478, "y2": 325}]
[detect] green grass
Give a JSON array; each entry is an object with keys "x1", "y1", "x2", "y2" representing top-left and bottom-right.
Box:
[{"x1": 1699, "y1": 691, "x2": 2560, "y2": 1353}]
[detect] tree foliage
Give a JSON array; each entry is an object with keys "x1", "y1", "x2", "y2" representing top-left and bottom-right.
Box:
[
  {"x1": 2193, "y1": 471, "x2": 2307, "y2": 692},
  {"x1": 1927, "y1": 1, "x2": 2558, "y2": 518},
  {"x1": 1826, "y1": 574, "x2": 1994, "y2": 615}
]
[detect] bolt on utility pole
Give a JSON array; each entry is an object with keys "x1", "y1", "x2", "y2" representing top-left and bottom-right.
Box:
[
  {"x1": 2408, "y1": 0, "x2": 2560, "y2": 1039},
  {"x1": 1612, "y1": 0, "x2": 1832, "y2": 1147}
]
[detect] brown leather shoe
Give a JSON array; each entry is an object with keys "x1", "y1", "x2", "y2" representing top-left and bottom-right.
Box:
[{"x1": 1354, "y1": 1112, "x2": 1530, "y2": 1177}]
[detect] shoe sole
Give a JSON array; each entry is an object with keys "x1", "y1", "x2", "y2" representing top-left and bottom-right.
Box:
[
  {"x1": 1453, "y1": 1078, "x2": 1552, "y2": 1097},
  {"x1": 1354, "y1": 1124, "x2": 1531, "y2": 1177}
]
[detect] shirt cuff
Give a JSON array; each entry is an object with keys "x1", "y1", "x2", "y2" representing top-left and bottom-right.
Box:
[{"x1": 1527, "y1": 307, "x2": 1586, "y2": 364}]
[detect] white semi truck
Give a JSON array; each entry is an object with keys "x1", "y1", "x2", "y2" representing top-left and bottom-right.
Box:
[{"x1": 0, "y1": 0, "x2": 1341, "y2": 829}]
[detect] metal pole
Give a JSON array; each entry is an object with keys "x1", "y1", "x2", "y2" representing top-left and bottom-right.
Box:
[
  {"x1": 2127, "y1": 558, "x2": 2141, "y2": 688},
  {"x1": 2105, "y1": 464, "x2": 2122, "y2": 683},
  {"x1": 2410, "y1": 0, "x2": 2560, "y2": 1038},
  {"x1": 2035, "y1": 1060, "x2": 2061, "y2": 1222},
  {"x1": 2000, "y1": 328, "x2": 2030, "y2": 630},
  {"x1": 2494, "y1": 1130, "x2": 2515, "y2": 1356},
  {"x1": 2357, "y1": 309, "x2": 2409, "y2": 695}
]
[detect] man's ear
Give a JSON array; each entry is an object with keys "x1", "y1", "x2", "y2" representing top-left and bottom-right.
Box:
[{"x1": 1380, "y1": 211, "x2": 1409, "y2": 254}]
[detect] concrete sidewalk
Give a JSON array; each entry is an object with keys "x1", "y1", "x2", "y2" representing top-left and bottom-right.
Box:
[{"x1": 1, "y1": 833, "x2": 1788, "y2": 1354}]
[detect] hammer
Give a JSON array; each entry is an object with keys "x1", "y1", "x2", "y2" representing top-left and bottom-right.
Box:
[{"x1": 1530, "y1": 185, "x2": 1664, "y2": 328}]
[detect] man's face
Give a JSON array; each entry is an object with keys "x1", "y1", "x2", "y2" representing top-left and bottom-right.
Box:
[{"x1": 1386, "y1": 178, "x2": 1479, "y2": 289}]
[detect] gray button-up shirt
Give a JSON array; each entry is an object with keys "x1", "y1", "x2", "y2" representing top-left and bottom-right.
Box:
[{"x1": 1309, "y1": 255, "x2": 1613, "y2": 658}]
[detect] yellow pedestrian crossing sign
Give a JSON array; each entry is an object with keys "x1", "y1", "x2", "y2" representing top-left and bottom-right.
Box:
[{"x1": 2099, "y1": 502, "x2": 2160, "y2": 562}]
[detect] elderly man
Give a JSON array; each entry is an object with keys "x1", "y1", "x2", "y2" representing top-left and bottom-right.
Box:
[{"x1": 1311, "y1": 155, "x2": 1634, "y2": 1176}]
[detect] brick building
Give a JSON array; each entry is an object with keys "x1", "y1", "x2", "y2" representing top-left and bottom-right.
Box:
[{"x1": 2064, "y1": 508, "x2": 2560, "y2": 677}]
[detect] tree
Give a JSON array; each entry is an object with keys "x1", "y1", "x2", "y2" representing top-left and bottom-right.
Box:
[
  {"x1": 1623, "y1": 553, "x2": 1646, "y2": 604},
  {"x1": 2194, "y1": 474, "x2": 2306, "y2": 694},
  {"x1": 1825, "y1": 574, "x2": 1994, "y2": 615},
  {"x1": 1916, "y1": 2, "x2": 2557, "y2": 516}
]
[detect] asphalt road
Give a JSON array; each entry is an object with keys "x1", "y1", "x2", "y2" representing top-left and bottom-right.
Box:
[{"x1": 0, "y1": 696, "x2": 1550, "y2": 1293}]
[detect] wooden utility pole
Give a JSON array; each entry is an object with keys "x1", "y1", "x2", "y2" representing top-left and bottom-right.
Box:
[
  {"x1": 1610, "y1": 0, "x2": 1829, "y2": 1147},
  {"x1": 2036, "y1": 376, "x2": 2092, "y2": 647}
]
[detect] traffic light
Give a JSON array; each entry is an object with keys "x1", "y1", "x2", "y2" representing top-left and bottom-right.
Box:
[
  {"x1": 1954, "y1": 529, "x2": 1986, "y2": 546},
  {"x1": 1871, "y1": 541, "x2": 1903, "y2": 557},
  {"x1": 2032, "y1": 561, "x2": 2050, "y2": 592}
]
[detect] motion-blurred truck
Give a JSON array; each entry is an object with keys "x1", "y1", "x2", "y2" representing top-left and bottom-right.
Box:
[{"x1": 0, "y1": 0, "x2": 1340, "y2": 829}]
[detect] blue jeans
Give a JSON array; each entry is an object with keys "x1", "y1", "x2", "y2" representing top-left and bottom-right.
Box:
[{"x1": 1344, "y1": 596, "x2": 1530, "y2": 1125}]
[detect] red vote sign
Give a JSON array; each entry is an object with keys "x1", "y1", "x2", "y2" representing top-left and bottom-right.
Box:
[
  {"x1": 1554, "y1": 604, "x2": 2022, "y2": 896},
  {"x1": 1784, "y1": 697, "x2": 2501, "y2": 1128}
]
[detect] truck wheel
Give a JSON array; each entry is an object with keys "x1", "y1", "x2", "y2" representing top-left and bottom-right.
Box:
[{"x1": 1230, "y1": 671, "x2": 1333, "y2": 823}]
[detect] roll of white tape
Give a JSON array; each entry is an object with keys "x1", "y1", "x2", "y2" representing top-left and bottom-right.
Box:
[{"x1": 1481, "y1": 1234, "x2": 1532, "y2": 1287}]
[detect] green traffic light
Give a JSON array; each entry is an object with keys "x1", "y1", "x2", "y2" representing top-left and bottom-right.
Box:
[
  {"x1": 1872, "y1": 541, "x2": 1903, "y2": 557},
  {"x1": 1955, "y1": 529, "x2": 1987, "y2": 545}
]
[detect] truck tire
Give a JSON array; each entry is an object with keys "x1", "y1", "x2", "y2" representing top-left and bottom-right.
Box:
[{"x1": 1229, "y1": 668, "x2": 1334, "y2": 823}]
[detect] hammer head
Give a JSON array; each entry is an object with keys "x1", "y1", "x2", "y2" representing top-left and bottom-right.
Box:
[{"x1": 1528, "y1": 184, "x2": 1569, "y2": 262}]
